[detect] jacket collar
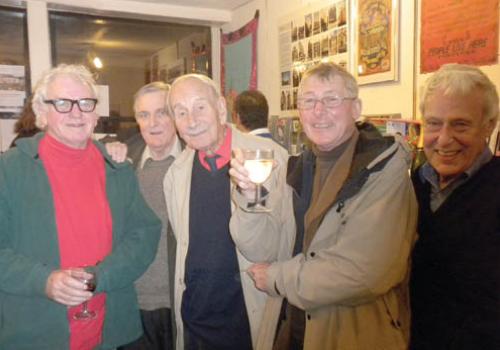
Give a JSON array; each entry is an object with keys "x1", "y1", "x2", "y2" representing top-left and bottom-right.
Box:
[
  {"x1": 287, "y1": 122, "x2": 397, "y2": 198},
  {"x1": 15, "y1": 132, "x2": 126, "y2": 170}
]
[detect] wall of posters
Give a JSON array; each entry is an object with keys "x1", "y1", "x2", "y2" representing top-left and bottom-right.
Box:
[
  {"x1": 278, "y1": 0, "x2": 349, "y2": 116},
  {"x1": 420, "y1": 0, "x2": 499, "y2": 73}
]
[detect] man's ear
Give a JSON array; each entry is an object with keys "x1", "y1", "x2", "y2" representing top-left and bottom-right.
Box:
[
  {"x1": 351, "y1": 98, "x2": 362, "y2": 121},
  {"x1": 217, "y1": 96, "x2": 228, "y2": 124}
]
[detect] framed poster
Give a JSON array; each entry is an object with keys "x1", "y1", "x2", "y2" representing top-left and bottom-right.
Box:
[
  {"x1": 353, "y1": 0, "x2": 399, "y2": 85},
  {"x1": 420, "y1": 0, "x2": 498, "y2": 73}
]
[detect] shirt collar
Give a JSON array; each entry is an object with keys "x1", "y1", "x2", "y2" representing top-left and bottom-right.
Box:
[
  {"x1": 139, "y1": 135, "x2": 182, "y2": 169},
  {"x1": 249, "y1": 127, "x2": 270, "y2": 136},
  {"x1": 198, "y1": 126, "x2": 232, "y2": 171},
  {"x1": 419, "y1": 146, "x2": 493, "y2": 189}
]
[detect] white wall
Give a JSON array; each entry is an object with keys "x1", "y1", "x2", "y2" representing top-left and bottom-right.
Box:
[
  {"x1": 224, "y1": 0, "x2": 416, "y2": 119},
  {"x1": 225, "y1": 0, "x2": 500, "y2": 123}
]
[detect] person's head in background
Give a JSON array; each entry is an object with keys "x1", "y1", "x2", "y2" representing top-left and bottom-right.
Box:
[
  {"x1": 133, "y1": 81, "x2": 177, "y2": 160},
  {"x1": 297, "y1": 62, "x2": 361, "y2": 152},
  {"x1": 168, "y1": 74, "x2": 227, "y2": 155},
  {"x1": 32, "y1": 64, "x2": 99, "y2": 149},
  {"x1": 233, "y1": 90, "x2": 269, "y2": 133},
  {"x1": 420, "y1": 63, "x2": 499, "y2": 188},
  {"x1": 10, "y1": 96, "x2": 41, "y2": 148}
]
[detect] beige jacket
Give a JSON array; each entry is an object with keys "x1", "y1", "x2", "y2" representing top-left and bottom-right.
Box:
[
  {"x1": 164, "y1": 125, "x2": 289, "y2": 349},
  {"x1": 230, "y1": 132, "x2": 418, "y2": 350}
]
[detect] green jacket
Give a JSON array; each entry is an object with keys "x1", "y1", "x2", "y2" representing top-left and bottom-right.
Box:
[{"x1": 0, "y1": 133, "x2": 161, "y2": 349}]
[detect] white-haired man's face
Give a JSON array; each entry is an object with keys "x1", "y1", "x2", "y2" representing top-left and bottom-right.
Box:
[
  {"x1": 423, "y1": 88, "x2": 495, "y2": 188},
  {"x1": 169, "y1": 77, "x2": 226, "y2": 155},
  {"x1": 39, "y1": 74, "x2": 98, "y2": 149}
]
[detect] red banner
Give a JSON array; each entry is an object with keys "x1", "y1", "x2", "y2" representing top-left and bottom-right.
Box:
[{"x1": 421, "y1": 0, "x2": 499, "y2": 73}]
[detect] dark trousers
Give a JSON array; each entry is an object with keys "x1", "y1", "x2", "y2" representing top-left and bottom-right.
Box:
[{"x1": 118, "y1": 308, "x2": 174, "y2": 350}]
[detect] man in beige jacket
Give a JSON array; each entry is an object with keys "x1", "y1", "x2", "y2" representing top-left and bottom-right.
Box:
[
  {"x1": 164, "y1": 74, "x2": 288, "y2": 350},
  {"x1": 230, "y1": 63, "x2": 417, "y2": 350}
]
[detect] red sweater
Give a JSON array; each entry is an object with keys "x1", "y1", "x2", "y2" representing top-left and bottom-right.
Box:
[{"x1": 39, "y1": 134, "x2": 112, "y2": 350}]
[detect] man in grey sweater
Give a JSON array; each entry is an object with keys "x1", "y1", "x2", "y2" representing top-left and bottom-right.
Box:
[{"x1": 118, "y1": 82, "x2": 181, "y2": 350}]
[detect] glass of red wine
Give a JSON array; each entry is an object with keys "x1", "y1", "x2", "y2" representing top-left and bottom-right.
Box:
[{"x1": 73, "y1": 268, "x2": 97, "y2": 320}]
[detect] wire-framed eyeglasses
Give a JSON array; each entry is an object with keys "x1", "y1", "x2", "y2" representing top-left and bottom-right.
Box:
[
  {"x1": 297, "y1": 95, "x2": 356, "y2": 110},
  {"x1": 43, "y1": 98, "x2": 98, "y2": 113}
]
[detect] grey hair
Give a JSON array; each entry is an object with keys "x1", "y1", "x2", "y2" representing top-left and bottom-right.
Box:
[
  {"x1": 32, "y1": 64, "x2": 98, "y2": 129},
  {"x1": 167, "y1": 74, "x2": 221, "y2": 111},
  {"x1": 298, "y1": 62, "x2": 358, "y2": 98},
  {"x1": 133, "y1": 81, "x2": 170, "y2": 112},
  {"x1": 420, "y1": 63, "x2": 499, "y2": 126}
]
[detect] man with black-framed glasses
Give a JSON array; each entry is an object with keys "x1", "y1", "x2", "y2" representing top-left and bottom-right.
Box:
[
  {"x1": 229, "y1": 62, "x2": 417, "y2": 349},
  {"x1": 0, "y1": 64, "x2": 161, "y2": 349}
]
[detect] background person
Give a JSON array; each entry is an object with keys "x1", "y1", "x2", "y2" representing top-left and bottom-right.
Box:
[
  {"x1": 230, "y1": 62, "x2": 417, "y2": 350},
  {"x1": 234, "y1": 90, "x2": 272, "y2": 138},
  {"x1": 0, "y1": 64, "x2": 160, "y2": 350},
  {"x1": 9, "y1": 95, "x2": 41, "y2": 148},
  {"x1": 164, "y1": 74, "x2": 288, "y2": 350},
  {"x1": 410, "y1": 63, "x2": 500, "y2": 350}
]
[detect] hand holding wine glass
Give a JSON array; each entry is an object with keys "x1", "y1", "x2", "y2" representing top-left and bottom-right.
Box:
[
  {"x1": 45, "y1": 269, "x2": 93, "y2": 306},
  {"x1": 235, "y1": 149, "x2": 274, "y2": 213},
  {"x1": 73, "y1": 266, "x2": 97, "y2": 320}
]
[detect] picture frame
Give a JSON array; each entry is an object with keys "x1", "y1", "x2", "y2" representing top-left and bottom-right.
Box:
[
  {"x1": 167, "y1": 58, "x2": 186, "y2": 83},
  {"x1": 352, "y1": 0, "x2": 399, "y2": 85}
]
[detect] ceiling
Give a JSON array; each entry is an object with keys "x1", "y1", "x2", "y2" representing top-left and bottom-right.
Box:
[{"x1": 119, "y1": 0, "x2": 252, "y2": 10}]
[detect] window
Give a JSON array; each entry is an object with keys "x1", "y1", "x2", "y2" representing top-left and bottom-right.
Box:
[
  {"x1": 0, "y1": 6, "x2": 30, "y2": 117},
  {"x1": 50, "y1": 11, "x2": 211, "y2": 124}
]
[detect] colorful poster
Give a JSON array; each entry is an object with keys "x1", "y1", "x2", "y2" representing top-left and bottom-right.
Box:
[
  {"x1": 421, "y1": 0, "x2": 499, "y2": 73},
  {"x1": 357, "y1": 0, "x2": 392, "y2": 76},
  {"x1": 221, "y1": 12, "x2": 259, "y2": 122}
]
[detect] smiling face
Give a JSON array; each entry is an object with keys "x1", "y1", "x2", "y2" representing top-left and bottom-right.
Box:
[
  {"x1": 298, "y1": 75, "x2": 360, "y2": 151},
  {"x1": 135, "y1": 90, "x2": 176, "y2": 160},
  {"x1": 423, "y1": 88, "x2": 495, "y2": 188},
  {"x1": 39, "y1": 75, "x2": 98, "y2": 149},
  {"x1": 169, "y1": 77, "x2": 226, "y2": 154}
]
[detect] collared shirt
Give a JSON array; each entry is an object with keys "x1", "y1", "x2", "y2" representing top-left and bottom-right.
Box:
[
  {"x1": 419, "y1": 146, "x2": 493, "y2": 211},
  {"x1": 198, "y1": 126, "x2": 232, "y2": 171},
  {"x1": 249, "y1": 127, "x2": 271, "y2": 136},
  {"x1": 139, "y1": 135, "x2": 182, "y2": 169}
]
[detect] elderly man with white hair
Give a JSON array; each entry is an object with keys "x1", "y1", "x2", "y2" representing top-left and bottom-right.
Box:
[
  {"x1": 0, "y1": 64, "x2": 160, "y2": 349},
  {"x1": 164, "y1": 73, "x2": 288, "y2": 350},
  {"x1": 410, "y1": 64, "x2": 500, "y2": 350}
]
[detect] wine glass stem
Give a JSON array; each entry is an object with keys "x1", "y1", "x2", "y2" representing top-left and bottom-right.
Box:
[
  {"x1": 82, "y1": 301, "x2": 89, "y2": 313},
  {"x1": 255, "y1": 184, "x2": 261, "y2": 206}
]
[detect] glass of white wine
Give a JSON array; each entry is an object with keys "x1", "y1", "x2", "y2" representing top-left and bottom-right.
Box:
[{"x1": 242, "y1": 149, "x2": 274, "y2": 213}]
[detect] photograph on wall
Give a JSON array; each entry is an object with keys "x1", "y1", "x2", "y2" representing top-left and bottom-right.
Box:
[
  {"x1": 420, "y1": 0, "x2": 499, "y2": 73},
  {"x1": 353, "y1": 0, "x2": 399, "y2": 85},
  {"x1": 278, "y1": 0, "x2": 350, "y2": 115},
  {"x1": 0, "y1": 65, "x2": 26, "y2": 116}
]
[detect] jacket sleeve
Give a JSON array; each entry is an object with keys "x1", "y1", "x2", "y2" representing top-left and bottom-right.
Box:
[
  {"x1": 0, "y1": 158, "x2": 53, "y2": 297},
  {"x1": 95, "y1": 166, "x2": 161, "y2": 292},
  {"x1": 230, "y1": 147, "x2": 295, "y2": 262},
  {"x1": 266, "y1": 151, "x2": 417, "y2": 310}
]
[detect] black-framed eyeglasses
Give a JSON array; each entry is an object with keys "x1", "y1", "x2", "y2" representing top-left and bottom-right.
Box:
[
  {"x1": 297, "y1": 95, "x2": 357, "y2": 110},
  {"x1": 43, "y1": 98, "x2": 98, "y2": 113}
]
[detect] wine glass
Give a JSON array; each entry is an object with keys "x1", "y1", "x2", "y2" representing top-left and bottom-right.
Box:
[
  {"x1": 73, "y1": 268, "x2": 97, "y2": 320},
  {"x1": 242, "y1": 149, "x2": 274, "y2": 213}
]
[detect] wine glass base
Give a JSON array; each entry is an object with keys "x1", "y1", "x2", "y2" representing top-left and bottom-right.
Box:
[
  {"x1": 242, "y1": 205, "x2": 271, "y2": 213},
  {"x1": 73, "y1": 310, "x2": 97, "y2": 320}
]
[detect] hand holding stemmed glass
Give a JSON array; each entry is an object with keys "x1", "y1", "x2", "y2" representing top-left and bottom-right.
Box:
[
  {"x1": 73, "y1": 266, "x2": 97, "y2": 320},
  {"x1": 230, "y1": 148, "x2": 274, "y2": 213}
]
